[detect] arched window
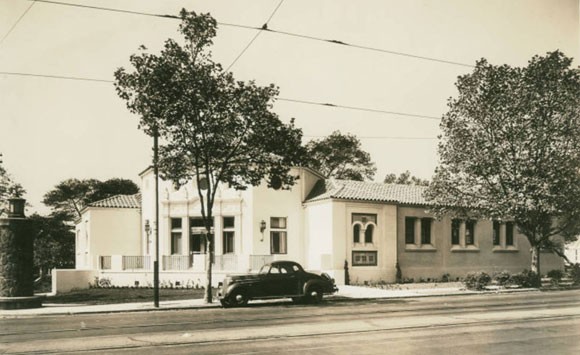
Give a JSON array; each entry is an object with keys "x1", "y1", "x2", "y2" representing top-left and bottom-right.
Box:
[
  {"x1": 365, "y1": 224, "x2": 374, "y2": 243},
  {"x1": 353, "y1": 224, "x2": 361, "y2": 243}
]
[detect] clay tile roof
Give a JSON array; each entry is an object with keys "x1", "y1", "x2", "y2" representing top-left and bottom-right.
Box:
[
  {"x1": 88, "y1": 193, "x2": 141, "y2": 209},
  {"x1": 305, "y1": 179, "x2": 428, "y2": 205}
]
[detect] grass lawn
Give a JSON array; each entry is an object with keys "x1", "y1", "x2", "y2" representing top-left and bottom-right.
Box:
[{"x1": 45, "y1": 288, "x2": 215, "y2": 305}]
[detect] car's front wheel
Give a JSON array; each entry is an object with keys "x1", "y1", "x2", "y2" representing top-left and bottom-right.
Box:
[{"x1": 229, "y1": 290, "x2": 249, "y2": 307}]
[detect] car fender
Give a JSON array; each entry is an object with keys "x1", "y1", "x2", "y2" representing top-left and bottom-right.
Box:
[
  {"x1": 226, "y1": 283, "x2": 250, "y2": 298},
  {"x1": 302, "y1": 279, "x2": 327, "y2": 294}
]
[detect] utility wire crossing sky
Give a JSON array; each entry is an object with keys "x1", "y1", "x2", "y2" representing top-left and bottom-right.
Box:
[{"x1": 0, "y1": 0, "x2": 577, "y2": 214}]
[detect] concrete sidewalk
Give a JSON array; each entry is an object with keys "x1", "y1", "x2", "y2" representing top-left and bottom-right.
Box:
[{"x1": 0, "y1": 284, "x2": 536, "y2": 317}]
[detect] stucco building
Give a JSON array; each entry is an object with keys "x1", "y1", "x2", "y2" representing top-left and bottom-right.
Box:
[{"x1": 57, "y1": 167, "x2": 564, "y2": 292}]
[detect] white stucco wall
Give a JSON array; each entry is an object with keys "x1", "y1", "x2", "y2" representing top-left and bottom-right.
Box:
[
  {"x1": 250, "y1": 174, "x2": 305, "y2": 265},
  {"x1": 397, "y1": 206, "x2": 564, "y2": 280}
]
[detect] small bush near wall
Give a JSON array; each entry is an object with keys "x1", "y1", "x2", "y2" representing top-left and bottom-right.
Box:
[
  {"x1": 569, "y1": 263, "x2": 580, "y2": 285},
  {"x1": 463, "y1": 272, "x2": 491, "y2": 291},
  {"x1": 546, "y1": 269, "x2": 563, "y2": 283},
  {"x1": 510, "y1": 270, "x2": 538, "y2": 288},
  {"x1": 492, "y1": 271, "x2": 512, "y2": 286}
]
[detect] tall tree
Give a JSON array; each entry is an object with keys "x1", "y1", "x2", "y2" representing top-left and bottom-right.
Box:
[
  {"x1": 114, "y1": 10, "x2": 304, "y2": 303},
  {"x1": 305, "y1": 131, "x2": 376, "y2": 181},
  {"x1": 425, "y1": 51, "x2": 580, "y2": 282},
  {"x1": 29, "y1": 212, "x2": 75, "y2": 276},
  {"x1": 384, "y1": 171, "x2": 429, "y2": 186},
  {"x1": 0, "y1": 153, "x2": 25, "y2": 215},
  {"x1": 43, "y1": 178, "x2": 139, "y2": 220}
]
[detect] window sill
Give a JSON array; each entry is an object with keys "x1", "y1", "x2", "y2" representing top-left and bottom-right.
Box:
[
  {"x1": 450, "y1": 245, "x2": 480, "y2": 252},
  {"x1": 492, "y1": 246, "x2": 518, "y2": 253},
  {"x1": 405, "y1": 244, "x2": 437, "y2": 252},
  {"x1": 352, "y1": 264, "x2": 379, "y2": 267}
]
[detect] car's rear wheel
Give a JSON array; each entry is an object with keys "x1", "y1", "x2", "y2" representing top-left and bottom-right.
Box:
[
  {"x1": 229, "y1": 290, "x2": 249, "y2": 307},
  {"x1": 306, "y1": 286, "x2": 323, "y2": 304}
]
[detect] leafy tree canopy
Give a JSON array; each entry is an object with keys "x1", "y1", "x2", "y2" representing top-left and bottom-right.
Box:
[
  {"x1": 425, "y1": 51, "x2": 580, "y2": 275},
  {"x1": 29, "y1": 212, "x2": 75, "y2": 276},
  {"x1": 305, "y1": 131, "x2": 376, "y2": 181},
  {"x1": 43, "y1": 178, "x2": 139, "y2": 220},
  {"x1": 114, "y1": 10, "x2": 304, "y2": 302},
  {"x1": 384, "y1": 171, "x2": 429, "y2": 186}
]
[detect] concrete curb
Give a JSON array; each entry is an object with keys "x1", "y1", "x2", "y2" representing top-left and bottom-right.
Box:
[{"x1": 0, "y1": 287, "x2": 551, "y2": 317}]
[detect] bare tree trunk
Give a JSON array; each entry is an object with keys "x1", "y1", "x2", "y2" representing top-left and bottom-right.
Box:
[
  {"x1": 204, "y1": 235, "x2": 212, "y2": 303},
  {"x1": 531, "y1": 245, "x2": 541, "y2": 286}
]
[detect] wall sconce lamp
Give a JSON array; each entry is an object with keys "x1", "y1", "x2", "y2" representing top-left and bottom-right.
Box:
[
  {"x1": 260, "y1": 220, "x2": 267, "y2": 241},
  {"x1": 144, "y1": 220, "x2": 151, "y2": 235}
]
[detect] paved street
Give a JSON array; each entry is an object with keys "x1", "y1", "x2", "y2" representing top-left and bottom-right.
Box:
[{"x1": 1, "y1": 290, "x2": 579, "y2": 354}]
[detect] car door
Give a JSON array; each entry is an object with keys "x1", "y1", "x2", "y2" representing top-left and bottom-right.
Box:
[
  {"x1": 261, "y1": 265, "x2": 286, "y2": 297},
  {"x1": 278, "y1": 264, "x2": 302, "y2": 296}
]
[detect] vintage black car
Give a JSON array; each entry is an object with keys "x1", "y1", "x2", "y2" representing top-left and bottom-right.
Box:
[{"x1": 218, "y1": 261, "x2": 338, "y2": 307}]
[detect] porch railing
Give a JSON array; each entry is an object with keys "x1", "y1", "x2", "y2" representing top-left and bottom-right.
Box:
[
  {"x1": 122, "y1": 255, "x2": 151, "y2": 270},
  {"x1": 213, "y1": 254, "x2": 238, "y2": 271},
  {"x1": 163, "y1": 255, "x2": 193, "y2": 270},
  {"x1": 249, "y1": 255, "x2": 273, "y2": 271},
  {"x1": 99, "y1": 256, "x2": 111, "y2": 270}
]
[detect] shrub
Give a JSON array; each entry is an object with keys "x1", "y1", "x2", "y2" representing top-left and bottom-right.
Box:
[
  {"x1": 441, "y1": 273, "x2": 451, "y2": 282},
  {"x1": 546, "y1": 269, "x2": 563, "y2": 282},
  {"x1": 511, "y1": 270, "x2": 539, "y2": 288},
  {"x1": 493, "y1": 271, "x2": 512, "y2": 286},
  {"x1": 463, "y1": 272, "x2": 491, "y2": 290},
  {"x1": 569, "y1": 263, "x2": 580, "y2": 285}
]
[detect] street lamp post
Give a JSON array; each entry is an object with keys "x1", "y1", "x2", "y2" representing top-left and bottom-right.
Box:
[{"x1": 153, "y1": 127, "x2": 160, "y2": 308}]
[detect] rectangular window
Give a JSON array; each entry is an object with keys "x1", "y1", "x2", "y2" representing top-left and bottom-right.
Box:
[
  {"x1": 451, "y1": 219, "x2": 460, "y2": 245},
  {"x1": 190, "y1": 234, "x2": 204, "y2": 253},
  {"x1": 270, "y1": 217, "x2": 287, "y2": 229},
  {"x1": 223, "y1": 216, "x2": 235, "y2": 229},
  {"x1": 352, "y1": 251, "x2": 378, "y2": 266},
  {"x1": 271, "y1": 231, "x2": 287, "y2": 254},
  {"x1": 271, "y1": 217, "x2": 287, "y2": 254},
  {"x1": 421, "y1": 218, "x2": 432, "y2": 244},
  {"x1": 405, "y1": 217, "x2": 415, "y2": 244},
  {"x1": 493, "y1": 221, "x2": 500, "y2": 246},
  {"x1": 222, "y1": 216, "x2": 235, "y2": 254},
  {"x1": 190, "y1": 217, "x2": 214, "y2": 228},
  {"x1": 466, "y1": 220, "x2": 475, "y2": 245},
  {"x1": 171, "y1": 233, "x2": 182, "y2": 254},
  {"x1": 506, "y1": 222, "x2": 514, "y2": 246},
  {"x1": 171, "y1": 218, "x2": 182, "y2": 229},
  {"x1": 223, "y1": 231, "x2": 235, "y2": 254},
  {"x1": 171, "y1": 218, "x2": 182, "y2": 254}
]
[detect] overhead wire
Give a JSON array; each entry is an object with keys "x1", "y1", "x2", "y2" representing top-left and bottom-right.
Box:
[
  {"x1": 0, "y1": 71, "x2": 442, "y2": 121},
  {"x1": 0, "y1": 1, "x2": 36, "y2": 47},
  {"x1": 5, "y1": 0, "x2": 446, "y2": 122},
  {"x1": 278, "y1": 97, "x2": 440, "y2": 120},
  {"x1": 225, "y1": 0, "x2": 285, "y2": 72},
  {"x1": 26, "y1": 0, "x2": 474, "y2": 68},
  {"x1": 304, "y1": 135, "x2": 437, "y2": 140}
]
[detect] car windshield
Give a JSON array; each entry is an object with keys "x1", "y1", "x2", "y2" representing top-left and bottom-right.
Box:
[{"x1": 258, "y1": 265, "x2": 270, "y2": 274}]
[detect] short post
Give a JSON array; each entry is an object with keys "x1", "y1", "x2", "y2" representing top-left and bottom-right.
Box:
[{"x1": 344, "y1": 260, "x2": 350, "y2": 286}]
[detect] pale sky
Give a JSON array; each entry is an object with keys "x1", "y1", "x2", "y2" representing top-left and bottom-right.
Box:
[{"x1": 0, "y1": 0, "x2": 578, "y2": 214}]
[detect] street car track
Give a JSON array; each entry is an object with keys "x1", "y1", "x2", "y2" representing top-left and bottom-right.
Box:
[
  {"x1": 4, "y1": 313, "x2": 580, "y2": 354},
  {"x1": 1, "y1": 293, "x2": 579, "y2": 341}
]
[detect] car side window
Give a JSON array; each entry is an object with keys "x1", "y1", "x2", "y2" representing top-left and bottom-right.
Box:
[
  {"x1": 292, "y1": 265, "x2": 300, "y2": 272},
  {"x1": 269, "y1": 266, "x2": 280, "y2": 274},
  {"x1": 280, "y1": 267, "x2": 288, "y2": 274}
]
